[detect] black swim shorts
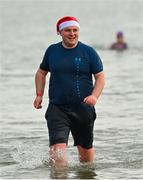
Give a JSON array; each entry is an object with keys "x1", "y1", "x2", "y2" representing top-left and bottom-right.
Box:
[{"x1": 45, "y1": 103, "x2": 96, "y2": 149}]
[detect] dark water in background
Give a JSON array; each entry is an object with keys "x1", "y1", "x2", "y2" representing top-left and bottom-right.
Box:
[{"x1": 0, "y1": 0, "x2": 143, "y2": 179}]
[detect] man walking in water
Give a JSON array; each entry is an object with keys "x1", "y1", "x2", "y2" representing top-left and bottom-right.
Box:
[{"x1": 33, "y1": 16, "x2": 105, "y2": 167}]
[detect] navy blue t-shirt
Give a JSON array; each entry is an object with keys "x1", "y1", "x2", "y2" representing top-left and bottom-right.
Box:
[{"x1": 40, "y1": 41, "x2": 103, "y2": 105}]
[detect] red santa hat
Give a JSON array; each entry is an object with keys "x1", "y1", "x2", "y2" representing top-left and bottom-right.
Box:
[{"x1": 56, "y1": 16, "x2": 80, "y2": 33}]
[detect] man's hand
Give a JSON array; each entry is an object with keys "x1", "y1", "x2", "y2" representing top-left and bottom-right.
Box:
[
  {"x1": 83, "y1": 95, "x2": 97, "y2": 106},
  {"x1": 33, "y1": 96, "x2": 42, "y2": 109}
]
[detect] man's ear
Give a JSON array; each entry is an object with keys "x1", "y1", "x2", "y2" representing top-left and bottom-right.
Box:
[{"x1": 57, "y1": 31, "x2": 62, "y2": 36}]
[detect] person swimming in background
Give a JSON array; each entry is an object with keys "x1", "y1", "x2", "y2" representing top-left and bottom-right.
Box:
[{"x1": 110, "y1": 31, "x2": 128, "y2": 51}]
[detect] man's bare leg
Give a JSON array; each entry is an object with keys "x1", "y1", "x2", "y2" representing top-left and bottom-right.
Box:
[
  {"x1": 49, "y1": 143, "x2": 68, "y2": 167},
  {"x1": 77, "y1": 145, "x2": 94, "y2": 162}
]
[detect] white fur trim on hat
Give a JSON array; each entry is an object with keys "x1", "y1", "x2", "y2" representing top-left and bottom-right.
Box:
[{"x1": 59, "y1": 20, "x2": 80, "y2": 31}]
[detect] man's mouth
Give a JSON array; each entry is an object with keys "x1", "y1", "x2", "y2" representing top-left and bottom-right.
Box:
[{"x1": 69, "y1": 38, "x2": 75, "y2": 41}]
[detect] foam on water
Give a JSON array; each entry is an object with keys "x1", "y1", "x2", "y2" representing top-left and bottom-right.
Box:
[
  {"x1": 11, "y1": 142, "x2": 48, "y2": 169},
  {"x1": 11, "y1": 142, "x2": 81, "y2": 169}
]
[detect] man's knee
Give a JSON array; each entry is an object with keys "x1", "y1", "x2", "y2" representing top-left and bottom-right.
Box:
[
  {"x1": 77, "y1": 145, "x2": 94, "y2": 162},
  {"x1": 49, "y1": 143, "x2": 68, "y2": 166}
]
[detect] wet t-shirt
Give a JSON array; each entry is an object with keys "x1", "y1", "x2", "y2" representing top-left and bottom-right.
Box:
[{"x1": 40, "y1": 41, "x2": 103, "y2": 105}]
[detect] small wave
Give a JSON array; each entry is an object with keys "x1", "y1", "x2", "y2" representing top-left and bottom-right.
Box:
[
  {"x1": 1, "y1": 73, "x2": 34, "y2": 78},
  {"x1": 11, "y1": 142, "x2": 49, "y2": 169},
  {"x1": 91, "y1": 44, "x2": 143, "y2": 51}
]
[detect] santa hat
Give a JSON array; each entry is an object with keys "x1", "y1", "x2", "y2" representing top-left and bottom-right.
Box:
[{"x1": 56, "y1": 16, "x2": 80, "y2": 33}]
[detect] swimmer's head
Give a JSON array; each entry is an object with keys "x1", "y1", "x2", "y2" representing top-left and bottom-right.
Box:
[{"x1": 116, "y1": 31, "x2": 124, "y2": 38}]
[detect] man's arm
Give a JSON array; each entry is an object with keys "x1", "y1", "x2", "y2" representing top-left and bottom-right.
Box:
[
  {"x1": 33, "y1": 68, "x2": 48, "y2": 109},
  {"x1": 84, "y1": 71, "x2": 105, "y2": 106}
]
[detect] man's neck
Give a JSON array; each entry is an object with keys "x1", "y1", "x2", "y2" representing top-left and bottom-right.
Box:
[{"x1": 62, "y1": 41, "x2": 78, "y2": 49}]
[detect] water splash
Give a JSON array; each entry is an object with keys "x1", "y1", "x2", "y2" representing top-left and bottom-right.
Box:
[
  {"x1": 11, "y1": 142, "x2": 49, "y2": 169},
  {"x1": 10, "y1": 142, "x2": 98, "y2": 179},
  {"x1": 49, "y1": 146, "x2": 68, "y2": 167}
]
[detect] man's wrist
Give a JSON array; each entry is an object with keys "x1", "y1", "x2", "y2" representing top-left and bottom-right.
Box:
[
  {"x1": 92, "y1": 94, "x2": 98, "y2": 100},
  {"x1": 36, "y1": 91, "x2": 43, "y2": 97}
]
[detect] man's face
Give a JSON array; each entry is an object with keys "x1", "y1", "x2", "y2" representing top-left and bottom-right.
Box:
[
  {"x1": 117, "y1": 36, "x2": 124, "y2": 43},
  {"x1": 59, "y1": 26, "x2": 79, "y2": 48}
]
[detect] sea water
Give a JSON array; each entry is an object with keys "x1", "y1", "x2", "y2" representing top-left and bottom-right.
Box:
[{"x1": 1, "y1": 0, "x2": 143, "y2": 179}]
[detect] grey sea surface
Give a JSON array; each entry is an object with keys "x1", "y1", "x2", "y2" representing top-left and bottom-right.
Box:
[{"x1": 0, "y1": 0, "x2": 143, "y2": 179}]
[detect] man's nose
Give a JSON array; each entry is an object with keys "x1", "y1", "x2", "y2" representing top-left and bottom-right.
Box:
[{"x1": 69, "y1": 30, "x2": 74, "y2": 35}]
